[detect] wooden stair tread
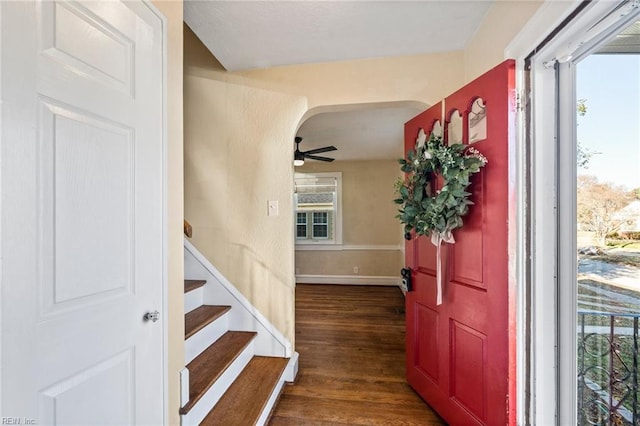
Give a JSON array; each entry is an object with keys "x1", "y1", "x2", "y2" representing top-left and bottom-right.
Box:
[
  {"x1": 185, "y1": 305, "x2": 231, "y2": 339},
  {"x1": 179, "y1": 331, "x2": 257, "y2": 415},
  {"x1": 184, "y1": 279, "x2": 206, "y2": 293},
  {"x1": 200, "y1": 356, "x2": 289, "y2": 425}
]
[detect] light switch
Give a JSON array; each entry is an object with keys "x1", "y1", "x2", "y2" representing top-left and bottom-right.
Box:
[{"x1": 267, "y1": 200, "x2": 279, "y2": 216}]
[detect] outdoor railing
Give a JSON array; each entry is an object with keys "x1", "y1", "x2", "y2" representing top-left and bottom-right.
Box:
[{"x1": 578, "y1": 311, "x2": 639, "y2": 426}]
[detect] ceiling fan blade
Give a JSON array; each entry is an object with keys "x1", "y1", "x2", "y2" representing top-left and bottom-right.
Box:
[
  {"x1": 302, "y1": 146, "x2": 337, "y2": 155},
  {"x1": 305, "y1": 154, "x2": 335, "y2": 162}
]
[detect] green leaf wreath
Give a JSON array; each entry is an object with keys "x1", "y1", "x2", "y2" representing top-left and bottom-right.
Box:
[{"x1": 394, "y1": 131, "x2": 488, "y2": 239}]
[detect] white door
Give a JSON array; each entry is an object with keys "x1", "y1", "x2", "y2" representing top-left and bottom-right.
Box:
[{"x1": 1, "y1": 1, "x2": 165, "y2": 424}]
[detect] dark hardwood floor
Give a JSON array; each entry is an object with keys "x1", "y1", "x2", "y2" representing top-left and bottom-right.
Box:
[{"x1": 269, "y1": 284, "x2": 446, "y2": 425}]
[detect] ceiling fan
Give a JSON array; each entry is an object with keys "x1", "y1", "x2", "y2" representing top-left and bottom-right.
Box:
[{"x1": 294, "y1": 136, "x2": 337, "y2": 166}]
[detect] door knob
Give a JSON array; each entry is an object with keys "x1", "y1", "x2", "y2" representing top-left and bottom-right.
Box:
[{"x1": 144, "y1": 310, "x2": 159, "y2": 323}]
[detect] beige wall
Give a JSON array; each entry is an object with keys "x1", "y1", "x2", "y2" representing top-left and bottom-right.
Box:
[
  {"x1": 184, "y1": 26, "x2": 307, "y2": 346},
  {"x1": 295, "y1": 160, "x2": 403, "y2": 277},
  {"x1": 185, "y1": 26, "x2": 465, "y2": 111},
  {"x1": 236, "y1": 53, "x2": 464, "y2": 111},
  {"x1": 151, "y1": 1, "x2": 183, "y2": 425},
  {"x1": 464, "y1": 0, "x2": 544, "y2": 83},
  {"x1": 296, "y1": 250, "x2": 403, "y2": 277}
]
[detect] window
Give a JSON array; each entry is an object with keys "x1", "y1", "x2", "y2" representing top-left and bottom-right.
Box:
[
  {"x1": 296, "y1": 212, "x2": 307, "y2": 238},
  {"x1": 294, "y1": 172, "x2": 342, "y2": 244}
]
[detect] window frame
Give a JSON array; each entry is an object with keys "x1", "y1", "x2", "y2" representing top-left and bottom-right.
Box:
[{"x1": 294, "y1": 171, "x2": 342, "y2": 246}]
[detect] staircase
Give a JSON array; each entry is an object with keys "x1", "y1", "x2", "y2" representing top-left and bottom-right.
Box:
[{"x1": 180, "y1": 241, "x2": 298, "y2": 425}]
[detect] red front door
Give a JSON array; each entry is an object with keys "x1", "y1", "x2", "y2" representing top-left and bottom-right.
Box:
[{"x1": 405, "y1": 60, "x2": 515, "y2": 425}]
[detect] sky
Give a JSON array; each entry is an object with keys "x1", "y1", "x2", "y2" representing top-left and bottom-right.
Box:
[{"x1": 576, "y1": 54, "x2": 640, "y2": 191}]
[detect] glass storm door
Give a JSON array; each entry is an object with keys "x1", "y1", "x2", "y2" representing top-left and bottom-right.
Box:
[{"x1": 570, "y1": 22, "x2": 640, "y2": 426}]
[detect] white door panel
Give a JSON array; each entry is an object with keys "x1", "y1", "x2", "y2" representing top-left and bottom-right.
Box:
[
  {"x1": 39, "y1": 100, "x2": 135, "y2": 314},
  {"x1": 1, "y1": 1, "x2": 164, "y2": 424}
]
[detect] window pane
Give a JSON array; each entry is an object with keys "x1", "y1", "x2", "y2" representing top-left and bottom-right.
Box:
[
  {"x1": 297, "y1": 192, "x2": 334, "y2": 211},
  {"x1": 295, "y1": 177, "x2": 337, "y2": 194},
  {"x1": 296, "y1": 212, "x2": 307, "y2": 238},
  {"x1": 312, "y1": 225, "x2": 328, "y2": 238},
  {"x1": 576, "y1": 47, "x2": 640, "y2": 426},
  {"x1": 313, "y1": 212, "x2": 327, "y2": 223},
  {"x1": 294, "y1": 175, "x2": 336, "y2": 213},
  {"x1": 312, "y1": 212, "x2": 329, "y2": 239},
  {"x1": 296, "y1": 212, "x2": 306, "y2": 224}
]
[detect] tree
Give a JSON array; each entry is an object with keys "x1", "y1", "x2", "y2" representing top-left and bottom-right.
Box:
[
  {"x1": 577, "y1": 144, "x2": 597, "y2": 168},
  {"x1": 577, "y1": 175, "x2": 632, "y2": 246},
  {"x1": 576, "y1": 99, "x2": 599, "y2": 169},
  {"x1": 577, "y1": 98, "x2": 588, "y2": 116}
]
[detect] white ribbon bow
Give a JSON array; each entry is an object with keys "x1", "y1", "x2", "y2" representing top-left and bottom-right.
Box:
[{"x1": 430, "y1": 230, "x2": 455, "y2": 305}]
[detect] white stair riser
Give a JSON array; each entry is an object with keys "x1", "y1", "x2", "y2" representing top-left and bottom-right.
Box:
[
  {"x1": 254, "y1": 356, "x2": 297, "y2": 425},
  {"x1": 180, "y1": 368, "x2": 189, "y2": 408},
  {"x1": 185, "y1": 240, "x2": 291, "y2": 357},
  {"x1": 184, "y1": 287, "x2": 203, "y2": 314},
  {"x1": 255, "y1": 375, "x2": 286, "y2": 426},
  {"x1": 181, "y1": 341, "x2": 255, "y2": 426},
  {"x1": 185, "y1": 314, "x2": 229, "y2": 365}
]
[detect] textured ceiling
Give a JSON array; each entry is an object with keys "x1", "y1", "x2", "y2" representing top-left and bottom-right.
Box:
[
  {"x1": 296, "y1": 105, "x2": 423, "y2": 161},
  {"x1": 184, "y1": 1, "x2": 494, "y2": 71}
]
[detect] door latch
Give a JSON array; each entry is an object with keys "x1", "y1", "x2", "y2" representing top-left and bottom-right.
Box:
[
  {"x1": 401, "y1": 268, "x2": 413, "y2": 292},
  {"x1": 144, "y1": 310, "x2": 159, "y2": 323}
]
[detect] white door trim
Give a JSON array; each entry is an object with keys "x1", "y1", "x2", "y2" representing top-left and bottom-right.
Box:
[
  {"x1": 506, "y1": 2, "x2": 582, "y2": 423},
  {"x1": 556, "y1": 59, "x2": 578, "y2": 426},
  {"x1": 0, "y1": 2, "x2": 4, "y2": 416},
  {"x1": 141, "y1": 1, "x2": 169, "y2": 423}
]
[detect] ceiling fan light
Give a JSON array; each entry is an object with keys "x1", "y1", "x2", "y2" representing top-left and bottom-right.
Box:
[{"x1": 294, "y1": 146, "x2": 305, "y2": 166}]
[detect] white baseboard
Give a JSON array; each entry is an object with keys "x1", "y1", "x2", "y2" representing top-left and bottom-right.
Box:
[
  {"x1": 283, "y1": 351, "x2": 299, "y2": 383},
  {"x1": 295, "y1": 275, "x2": 401, "y2": 286},
  {"x1": 295, "y1": 244, "x2": 403, "y2": 251},
  {"x1": 180, "y1": 368, "x2": 189, "y2": 408}
]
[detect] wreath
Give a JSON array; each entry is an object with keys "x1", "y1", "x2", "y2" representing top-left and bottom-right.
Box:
[
  {"x1": 394, "y1": 129, "x2": 488, "y2": 243},
  {"x1": 394, "y1": 129, "x2": 487, "y2": 304}
]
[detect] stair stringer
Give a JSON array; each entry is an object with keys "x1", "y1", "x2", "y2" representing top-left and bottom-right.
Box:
[{"x1": 184, "y1": 238, "x2": 293, "y2": 359}]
